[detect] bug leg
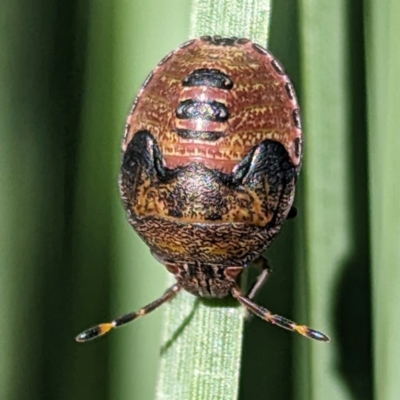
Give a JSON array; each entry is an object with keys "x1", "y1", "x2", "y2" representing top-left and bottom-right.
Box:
[
  {"x1": 287, "y1": 206, "x2": 298, "y2": 219},
  {"x1": 231, "y1": 285, "x2": 330, "y2": 342},
  {"x1": 75, "y1": 283, "x2": 181, "y2": 343},
  {"x1": 247, "y1": 255, "x2": 272, "y2": 300}
]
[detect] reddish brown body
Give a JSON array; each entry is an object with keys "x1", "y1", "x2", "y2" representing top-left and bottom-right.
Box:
[
  {"x1": 119, "y1": 36, "x2": 302, "y2": 298},
  {"x1": 76, "y1": 37, "x2": 330, "y2": 344},
  {"x1": 123, "y1": 37, "x2": 301, "y2": 173}
]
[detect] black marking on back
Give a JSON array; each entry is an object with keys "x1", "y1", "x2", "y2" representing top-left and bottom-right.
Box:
[
  {"x1": 129, "y1": 97, "x2": 139, "y2": 115},
  {"x1": 232, "y1": 139, "x2": 296, "y2": 227},
  {"x1": 252, "y1": 43, "x2": 269, "y2": 55},
  {"x1": 294, "y1": 137, "x2": 301, "y2": 158},
  {"x1": 180, "y1": 39, "x2": 196, "y2": 48},
  {"x1": 168, "y1": 208, "x2": 183, "y2": 218},
  {"x1": 121, "y1": 130, "x2": 167, "y2": 181},
  {"x1": 237, "y1": 38, "x2": 250, "y2": 45},
  {"x1": 158, "y1": 50, "x2": 174, "y2": 66},
  {"x1": 233, "y1": 140, "x2": 295, "y2": 184},
  {"x1": 200, "y1": 35, "x2": 212, "y2": 42},
  {"x1": 182, "y1": 69, "x2": 233, "y2": 90},
  {"x1": 142, "y1": 71, "x2": 154, "y2": 89},
  {"x1": 292, "y1": 109, "x2": 301, "y2": 129},
  {"x1": 271, "y1": 59, "x2": 285, "y2": 75},
  {"x1": 123, "y1": 123, "x2": 130, "y2": 140},
  {"x1": 285, "y1": 82, "x2": 295, "y2": 100},
  {"x1": 121, "y1": 132, "x2": 296, "y2": 234},
  {"x1": 175, "y1": 128, "x2": 225, "y2": 141},
  {"x1": 176, "y1": 99, "x2": 229, "y2": 122},
  {"x1": 200, "y1": 36, "x2": 238, "y2": 46}
]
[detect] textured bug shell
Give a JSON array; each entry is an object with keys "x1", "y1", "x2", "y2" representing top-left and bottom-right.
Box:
[
  {"x1": 123, "y1": 36, "x2": 302, "y2": 174},
  {"x1": 119, "y1": 37, "x2": 302, "y2": 296}
]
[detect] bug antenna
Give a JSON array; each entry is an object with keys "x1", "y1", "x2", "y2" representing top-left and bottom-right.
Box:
[
  {"x1": 75, "y1": 283, "x2": 181, "y2": 343},
  {"x1": 76, "y1": 322, "x2": 116, "y2": 342},
  {"x1": 231, "y1": 286, "x2": 330, "y2": 342}
]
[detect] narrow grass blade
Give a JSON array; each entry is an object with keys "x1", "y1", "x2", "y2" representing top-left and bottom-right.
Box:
[
  {"x1": 190, "y1": 0, "x2": 271, "y2": 43},
  {"x1": 156, "y1": 2, "x2": 271, "y2": 400}
]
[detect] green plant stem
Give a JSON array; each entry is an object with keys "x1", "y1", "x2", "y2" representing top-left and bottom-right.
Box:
[{"x1": 155, "y1": 2, "x2": 271, "y2": 399}]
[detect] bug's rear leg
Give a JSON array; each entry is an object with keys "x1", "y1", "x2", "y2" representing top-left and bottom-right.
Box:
[{"x1": 247, "y1": 255, "x2": 272, "y2": 300}]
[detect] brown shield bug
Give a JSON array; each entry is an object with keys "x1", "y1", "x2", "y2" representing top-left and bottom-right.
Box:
[{"x1": 76, "y1": 36, "x2": 329, "y2": 343}]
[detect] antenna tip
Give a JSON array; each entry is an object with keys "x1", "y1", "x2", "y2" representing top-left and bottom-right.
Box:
[
  {"x1": 295, "y1": 325, "x2": 330, "y2": 342},
  {"x1": 75, "y1": 323, "x2": 114, "y2": 343}
]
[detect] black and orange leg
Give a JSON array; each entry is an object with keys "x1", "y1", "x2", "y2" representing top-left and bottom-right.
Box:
[
  {"x1": 247, "y1": 255, "x2": 272, "y2": 300},
  {"x1": 76, "y1": 283, "x2": 181, "y2": 342},
  {"x1": 231, "y1": 285, "x2": 329, "y2": 342}
]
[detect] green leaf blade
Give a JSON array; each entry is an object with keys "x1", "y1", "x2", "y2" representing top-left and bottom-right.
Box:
[
  {"x1": 155, "y1": 1, "x2": 272, "y2": 399},
  {"x1": 366, "y1": 1, "x2": 400, "y2": 399}
]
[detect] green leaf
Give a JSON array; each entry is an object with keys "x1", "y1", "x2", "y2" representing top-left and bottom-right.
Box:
[
  {"x1": 298, "y1": 3, "x2": 353, "y2": 399},
  {"x1": 297, "y1": 0, "x2": 371, "y2": 399},
  {"x1": 155, "y1": 1, "x2": 272, "y2": 400},
  {"x1": 365, "y1": 1, "x2": 400, "y2": 399},
  {"x1": 190, "y1": 0, "x2": 271, "y2": 43}
]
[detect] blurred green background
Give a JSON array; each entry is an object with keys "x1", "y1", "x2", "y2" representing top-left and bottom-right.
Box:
[{"x1": 1, "y1": 0, "x2": 398, "y2": 399}]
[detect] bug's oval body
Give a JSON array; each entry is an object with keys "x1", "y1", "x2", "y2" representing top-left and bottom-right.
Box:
[
  {"x1": 75, "y1": 38, "x2": 330, "y2": 345},
  {"x1": 120, "y1": 36, "x2": 302, "y2": 298}
]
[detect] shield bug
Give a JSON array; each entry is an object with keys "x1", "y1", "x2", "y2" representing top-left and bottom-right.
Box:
[{"x1": 76, "y1": 36, "x2": 329, "y2": 343}]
